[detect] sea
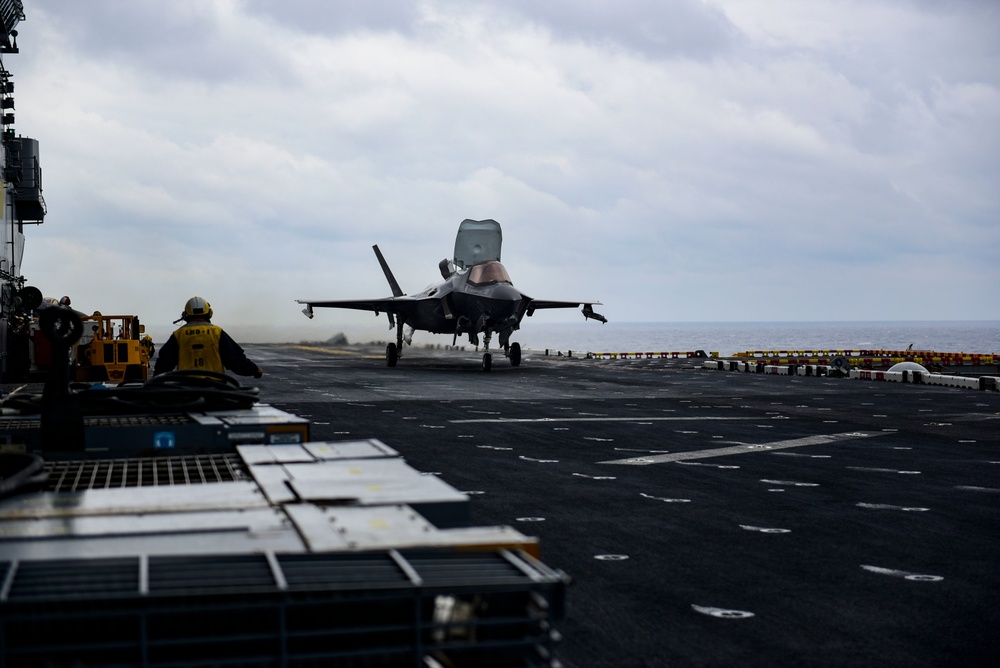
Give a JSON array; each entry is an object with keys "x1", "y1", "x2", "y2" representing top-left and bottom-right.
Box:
[{"x1": 509, "y1": 321, "x2": 1000, "y2": 356}]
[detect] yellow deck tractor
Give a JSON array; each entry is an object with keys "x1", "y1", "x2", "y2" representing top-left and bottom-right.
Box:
[{"x1": 74, "y1": 312, "x2": 151, "y2": 383}]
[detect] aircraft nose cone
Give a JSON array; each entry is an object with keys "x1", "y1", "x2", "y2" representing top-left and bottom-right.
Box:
[
  {"x1": 488, "y1": 284, "x2": 521, "y2": 317},
  {"x1": 493, "y1": 284, "x2": 521, "y2": 302}
]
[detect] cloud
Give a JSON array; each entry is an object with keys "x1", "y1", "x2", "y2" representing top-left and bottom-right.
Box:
[{"x1": 4, "y1": 0, "x2": 996, "y2": 346}]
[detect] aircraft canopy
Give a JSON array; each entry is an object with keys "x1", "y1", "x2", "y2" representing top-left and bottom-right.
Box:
[
  {"x1": 454, "y1": 219, "x2": 502, "y2": 269},
  {"x1": 467, "y1": 260, "x2": 511, "y2": 285}
]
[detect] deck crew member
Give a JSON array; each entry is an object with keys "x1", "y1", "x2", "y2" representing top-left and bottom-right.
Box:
[{"x1": 153, "y1": 296, "x2": 263, "y2": 378}]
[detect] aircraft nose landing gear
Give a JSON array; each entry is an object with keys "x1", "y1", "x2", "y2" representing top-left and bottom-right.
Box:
[{"x1": 482, "y1": 333, "x2": 522, "y2": 371}]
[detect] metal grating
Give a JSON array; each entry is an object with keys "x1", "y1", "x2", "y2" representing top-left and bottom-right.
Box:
[
  {"x1": 84, "y1": 415, "x2": 191, "y2": 427},
  {"x1": 1, "y1": 551, "x2": 566, "y2": 602},
  {"x1": 0, "y1": 0, "x2": 23, "y2": 36},
  {"x1": 6, "y1": 557, "x2": 138, "y2": 600},
  {"x1": 0, "y1": 550, "x2": 568, "y2": 667},
  {"x1": 0, "y1": 415, "x2": 190, "y2": 430},
  {"x1": 406, "y1": 550, "x2": 529, "y2": 585},
  {"x1": 44, "y1": 454, "x2": 247, "y2": 491},
  {"x1": 280, "y1": 551, "x2": 411, "y2": 589},
  {"x1": 149, "y1": 555, "x2": 277, "y2": 594},
  {"x1": 0, "y1": 418, "x2": 40, "y2": 430}
]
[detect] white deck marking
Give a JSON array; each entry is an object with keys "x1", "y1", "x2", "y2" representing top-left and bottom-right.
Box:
[
  {"x1": 692, "y1": 605, "x2": 755, "y2": 619},
  {"x1": 760, "y1": 479, "x2": 819, "y2": 487},
  {"x1": 600, "y1": 431, "x2": 885, "y2": 465},
  {"x1": 449, "y1": 416, "x2": 769, "y2": 424},
  {"x1": 640, "y1": 493, "x2": 690, "y2": 503},
  {"x1": 739, "y1": 525, "x2": 791, "y2": 534},
  {"x1": 856, "y1": 503, "x2": 929, "y2": 512},
  {"x1": 861, "y1": 565, "x2": 943, "y2": 581}
]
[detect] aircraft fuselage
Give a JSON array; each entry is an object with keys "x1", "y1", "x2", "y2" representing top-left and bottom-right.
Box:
[{"x1": 407, "y1": 265, "x2": 523, "y2": 339}]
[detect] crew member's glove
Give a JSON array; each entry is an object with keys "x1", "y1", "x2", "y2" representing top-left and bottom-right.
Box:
[{"x1": 254, "y1": 366, "x2": 263, "y2": 379}]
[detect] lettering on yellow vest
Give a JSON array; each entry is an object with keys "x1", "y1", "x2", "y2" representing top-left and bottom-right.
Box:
[{"x1": 175, "y1": 324, "x2": 225, "y2": 373}]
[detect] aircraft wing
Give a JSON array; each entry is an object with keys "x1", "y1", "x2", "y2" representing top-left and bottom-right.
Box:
[
  {"x1": 297, "y1": 297, "x2": 423, "y2": 320},
  {"x1": 525, "y1": 299, "x2": 607, "y2": 323}
]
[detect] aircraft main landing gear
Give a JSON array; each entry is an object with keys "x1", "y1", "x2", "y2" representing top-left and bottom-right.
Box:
[
  {"x1": 508, "y1": 341, "x2": 521, "y2": 367},
  {"x1": 386, "y1": 318, "x2": 405, "y2": 368}
]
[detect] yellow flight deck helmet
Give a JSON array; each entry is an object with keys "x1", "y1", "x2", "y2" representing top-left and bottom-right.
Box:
[{"x1": 183, "y1": 296, "x2": 213, "y2": 321}]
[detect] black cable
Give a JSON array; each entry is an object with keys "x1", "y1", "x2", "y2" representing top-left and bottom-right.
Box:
[
  {"x1": 0, "y1": 370, "x2": 260, "y2": 416},
  {"x1": 0, "y1": 453, "x2": 47, "y2": 499}
]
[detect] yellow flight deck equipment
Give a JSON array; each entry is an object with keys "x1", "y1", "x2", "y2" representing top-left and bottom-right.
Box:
[{"x1": 74, "y1": 312, "x2": 150, "y2": 383}]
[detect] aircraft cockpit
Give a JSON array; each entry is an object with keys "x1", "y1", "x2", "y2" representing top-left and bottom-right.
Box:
[{"x1": 467, "y1": 260, "x2": 512, "y2": 285}]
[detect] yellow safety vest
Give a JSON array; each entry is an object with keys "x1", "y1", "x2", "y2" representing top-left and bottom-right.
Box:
[{"x1": 174, "y1": 323, "x2": 225, "y2": 373}]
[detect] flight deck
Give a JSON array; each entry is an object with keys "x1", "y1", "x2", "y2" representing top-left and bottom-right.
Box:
[
  {"x1": 1, "y1": 341, "x2": 997, "y2": 666},
  {"x1": 246, "y1": 342, "x2": 999, "y2": 668}
]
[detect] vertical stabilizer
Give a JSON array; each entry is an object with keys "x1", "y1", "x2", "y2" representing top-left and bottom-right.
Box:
[{"x1": 373, "y1": 245, "x2": 404, "y2": 297}]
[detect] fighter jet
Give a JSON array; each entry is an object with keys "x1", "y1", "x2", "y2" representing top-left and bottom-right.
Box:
[{"x1": 297, "y1": 219, "x2": 606, "y2": 371}]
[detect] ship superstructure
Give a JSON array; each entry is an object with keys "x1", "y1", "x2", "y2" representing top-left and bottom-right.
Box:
[{"x1": 0, "y1": 0, "x2": 45, "y2": 383}]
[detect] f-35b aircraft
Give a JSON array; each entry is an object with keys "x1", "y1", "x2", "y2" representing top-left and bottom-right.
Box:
[{"x1": 297, "y1": 219, "x2": 606, "y2": 371}]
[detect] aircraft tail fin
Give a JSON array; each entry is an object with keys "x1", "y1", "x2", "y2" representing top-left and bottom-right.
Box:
[{"x1": 373, "y1": 245, "x2": 404, "y2": 297}]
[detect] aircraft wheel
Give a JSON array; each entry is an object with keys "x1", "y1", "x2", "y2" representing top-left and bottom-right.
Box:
[
  {"x1": 386, "y1": 343, "x2": 398, "y2": 367},
  {"x1": 509, "y1": 342, "x2": 521, "y2": 367},
  {"x1": 482, "y1": 352, "x2": 492, "y2": 372}
]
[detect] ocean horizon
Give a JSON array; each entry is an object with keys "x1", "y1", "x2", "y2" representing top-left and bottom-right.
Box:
[
  {"x1": 236, "y1": 320, "x2": 1000, "y2": 357},
  {"x1": 510, "y1": 320, "x2": 1000, "y2": 356}
]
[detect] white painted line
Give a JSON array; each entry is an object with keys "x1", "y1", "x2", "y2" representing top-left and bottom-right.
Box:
[
  {"x1": 449, "y1": 416, "x2": 770, "y2": 424},
  {"x1": 599, "y1": 431, "x2": 885, "y2": 465},
  {"x1": 861, "y1": 565, "x2": 943, "y2": 581},
  {"x1": 692, "y1": 605, "x2": 755, "y2": 619},
  {"x1": 739, "y1": 525, "x2": 791, "y2": 534},
  {"x1": 640, "y1": 493, "x2": 691, "y2": 503},
  {"x1": 760, "y1": 479, "x2": 819, "y2": 487},
  {"x1": 856, "y1": 503, "x2": 929, "y2": 512}
]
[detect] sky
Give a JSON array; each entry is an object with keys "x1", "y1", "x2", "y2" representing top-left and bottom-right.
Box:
[{"x1": 6, "y1": 0, "x2": 999, "y2": 344}]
